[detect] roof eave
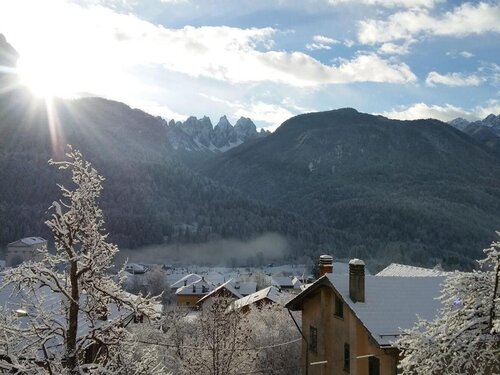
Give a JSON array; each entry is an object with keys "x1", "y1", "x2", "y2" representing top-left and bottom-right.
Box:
[{"x1": 284, "y1": 275, "x2": 332, "y2": 311}]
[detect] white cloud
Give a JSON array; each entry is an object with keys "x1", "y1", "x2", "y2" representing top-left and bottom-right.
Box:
[
  {"x1": 328, "y1": 0, "x2": 439, "y2": 8},
  {"x1": 358, "y1": 2, "x2": 500, "y2": 45},
  {"x1": 381, "y1": 100, "x2": 500, "y2": 122},
  {"x1": 459, "y1": 51, "x2": 474, "y2": 59},
  {"x1": 200, "y1": 93, "x2": 295, "y2": 129},
  {"x1": 378, "y1": 40, "x2": 414, "y2": 55},
  {"x1": 0, "y1": 0, "x2": 418, "y2": 100},
  {"x1": 344, "y1": 39, "x2": 355, "y2": 48},
  {"x1": 306, "y1": 35, "x2": 340, "y2": 50},
  {"x1": 475, "y1": 99, "x2": 500, "y2": 119},
  {"x1": 425, "y1": 71, "x2": 483, "y2": 87},
  {"x1": 234, "y1": 102, "x2": 295, "y2": 130}
]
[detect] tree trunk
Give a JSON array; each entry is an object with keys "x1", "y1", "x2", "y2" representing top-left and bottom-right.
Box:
[{"x1": 65, "y1": 258, "x2": 79, "y2": 373}]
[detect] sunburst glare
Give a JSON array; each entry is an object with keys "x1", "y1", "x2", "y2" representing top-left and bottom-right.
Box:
[{"x1": 17, "y1": 56, "x2": 76, "y2": 99}]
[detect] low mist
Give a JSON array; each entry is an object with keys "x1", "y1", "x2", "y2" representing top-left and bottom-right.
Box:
[{"x1": 116, "y1": 232, "x2": 290, "y2": 267}]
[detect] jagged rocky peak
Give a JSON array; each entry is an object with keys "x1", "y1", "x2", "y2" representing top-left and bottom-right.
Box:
[
  {"x1": 166, "y1": 114, "x2": 268, "y2": 152},
  {"x1": 213, "y1": 116, "x2": 237, "y2": 148},
  {"x1": 215, "y1": 115, "x2": 232, "y2": 130},
  {"x1": 448, "y1": 117, "x2": 470, "y2": 130},
  {"x1": 234, "y1": 117, "x2": 257, "y2": 139},
  {"x1": 482, "y1": 114, "x2": 500, "y2": 128}
]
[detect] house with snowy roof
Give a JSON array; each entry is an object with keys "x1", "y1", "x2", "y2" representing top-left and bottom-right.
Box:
[
  {"x1": 6, "y1": 237, "x2": 47, "y2": 267},
  {"x1": 175, "y1": 277, "x2": 213, "y2": 308},
  {"x1": 285, "y1": 256, "x2": 446, "y2": 375},
  {"x1": 196, "y1": 280, "x2": 243, "y2": 308},
  {"x1": 170, "y1": 273, "x2": 203, "y2": 291},
  {"x1": 231, "y1": 285, "x2": 283, "y2": 313}
]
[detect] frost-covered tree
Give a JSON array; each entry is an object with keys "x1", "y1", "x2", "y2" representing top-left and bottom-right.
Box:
[
  {"x1": 180, "y1": 297, "x2": 256, "y2": 375},
  {"x1": 0, "y1": 147, "x2": 162, "y2": 374},
  {"x1": 247, "y1": 304, "x2": 301, "y2": 375},
  {"x1": 397, "y1": 235, "x2": 500, "y2": 374}
]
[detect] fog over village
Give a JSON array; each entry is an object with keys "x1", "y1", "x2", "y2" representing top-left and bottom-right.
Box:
[{"x1": 0, "y1": 0, "x2": 499, "y2": 374}]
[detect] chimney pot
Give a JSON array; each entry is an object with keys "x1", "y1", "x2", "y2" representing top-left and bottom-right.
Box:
[
  {"x1": 319, "y1": 255, "x2": 333, "y2": 277},
  {"x1": 349, "y1": 258, "x2": 365, "y2": 303}
]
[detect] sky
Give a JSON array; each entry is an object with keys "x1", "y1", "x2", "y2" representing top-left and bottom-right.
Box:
[{"x1": 0, "y1": 0, "x2": 499, "y2": 130}]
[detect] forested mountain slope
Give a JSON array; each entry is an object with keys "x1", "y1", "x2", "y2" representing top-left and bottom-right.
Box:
[
  {"x1": 200, "y1": 108, "x2": 500, "y2": 269},
  {"x1": 0, "y1": 91, "x2": 338, "y2": 255}
]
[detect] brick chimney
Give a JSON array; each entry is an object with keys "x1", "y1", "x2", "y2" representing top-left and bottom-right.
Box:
[
  {"x1": 349, "y1": 258, "x2": 365, "y2": 303},
  {"x1": 319, "y1": 255, "x2": 333, "y2": 277}
]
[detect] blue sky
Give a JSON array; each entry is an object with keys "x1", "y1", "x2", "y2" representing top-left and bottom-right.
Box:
[{"x1": 0, "y1": 0, "x2": 498, "y2": 129}]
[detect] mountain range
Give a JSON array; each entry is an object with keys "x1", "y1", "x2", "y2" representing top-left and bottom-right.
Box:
[
  {"x1": 166, "y1": 115, "x2": 269, "y2": 153},
  {"x1": 2, "y1": 35, "x2": 500, "y2": 271}
]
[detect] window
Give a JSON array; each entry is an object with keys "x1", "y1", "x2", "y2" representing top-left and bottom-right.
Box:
[
  {"x1": 335, "y1": 293, "x2": 344, "y2": 318},
  {"x1": 368, "y1": 356, "x2": 380, "y2": 375},
  {"x1": 344, "y1": 343, "x2": 350, "y2": 372},
  {"x1": 309, "y1": 325, "x2": 317, "y2": 353}
]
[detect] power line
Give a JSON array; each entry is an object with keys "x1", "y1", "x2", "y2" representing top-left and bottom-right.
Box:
[
  {"x1": 234, "y1": 364, "x2": 303, "y2": 374},
  {"x1": 131, "y1": 337, "x2": 301, "y2": 352}
]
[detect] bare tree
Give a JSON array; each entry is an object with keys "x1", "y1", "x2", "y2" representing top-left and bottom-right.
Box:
[
  {"x1": 247, "y1": 304, "x2": 301, "y2": 375},
  {"x1": 177, "y1": 297, "x2": 256, "y2": 375},
  {"x1": 0, "y1": 147, "x2": 162, "y2": 374}
]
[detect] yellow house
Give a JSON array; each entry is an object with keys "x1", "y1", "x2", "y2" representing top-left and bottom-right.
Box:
[
  {"x1": 286, "y1": 257, "x2": 445, "y2": 375},
  {"x1": 175, "y1": 278, "x2": 213, "y2": 308}
]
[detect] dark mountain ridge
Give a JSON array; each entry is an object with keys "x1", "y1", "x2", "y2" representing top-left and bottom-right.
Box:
[{"x1": 199, "y1": 108, "x2": 500, "y2": 269}]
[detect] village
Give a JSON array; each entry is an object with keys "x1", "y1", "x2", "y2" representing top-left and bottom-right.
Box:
[{"x1": 1, "y1": 235, "x2": 471, "y2": 375}]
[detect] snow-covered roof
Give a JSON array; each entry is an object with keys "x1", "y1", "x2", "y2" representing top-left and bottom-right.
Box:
[
  {"x1": 327, "y1": 274, "x2": 445, "y2": 346},
  {"x1": 170, "y1": 273, "x2": 202, "y2": 289},
  {"x1": 175, "y1": 278, "x2": 213, "y2": 296},
  {"x1": 291, "y1": 277, "x2": 302, "y2": 289},
  {"x1": 124, "y1": 263, "x2": 146, "y2": 274},
  {"x1": 196, "y1": 280, "x2": 243, "y2": 305},
  {"x1": 271, "y1": 276, "x2": 294, "y2": 288},
  {"x1": 232, "y1": 286, "x2": 283, "y2": 310},
  {"x1": 376, "y1": 263, "x2": 450, "y2": 277},
  {"x1": 232, "y1": 281, "x2": 257, "y2": 296},
  {"x1": 8, "y1": 237, "x2": 47, "y2": 247}
]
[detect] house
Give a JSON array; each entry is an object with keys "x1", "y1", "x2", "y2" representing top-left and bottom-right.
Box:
[
  {"x1": 6, "y1": 237, "x2": 47, "y2": 267},
  {"x1": 170, "y1": 273, "x2": 203, "y2": 291},
  {"x1": 285, "y1": 256, "x2": 445, "y2": 375},
  {"x1": 231, "y1": 285, "x2": 283, "y2": 313},
  {"x1": 175, "y1": 277, "x2": 213, "y2": 308},
  {"x1": 196, "y1": 280, "x2": 243, "y2": 308}
]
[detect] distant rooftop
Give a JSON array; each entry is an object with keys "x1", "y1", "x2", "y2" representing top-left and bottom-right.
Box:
[
  {"x1": 175, "y1": 278, "x2": 213, "y2": 296},
  {"x1": 197, "y1": 279, "x2": 243, "y2": 305},
  {"x1": 8, "y1": 237, "x2": 47, "y2": 247},
  {"x1": 170, "y1": 273, "x2": 202, "y2": 289},
  {"x1": 376, "y1": 263, "x2": 450, "y2": 277},
  {"x1": 232, "y1": 286, "x2": 283, "y2": 310}
]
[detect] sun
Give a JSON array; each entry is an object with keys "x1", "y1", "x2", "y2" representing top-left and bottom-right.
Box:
[{"x1": 17, "y1": 57, "x2": 76, "y2": 99}]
